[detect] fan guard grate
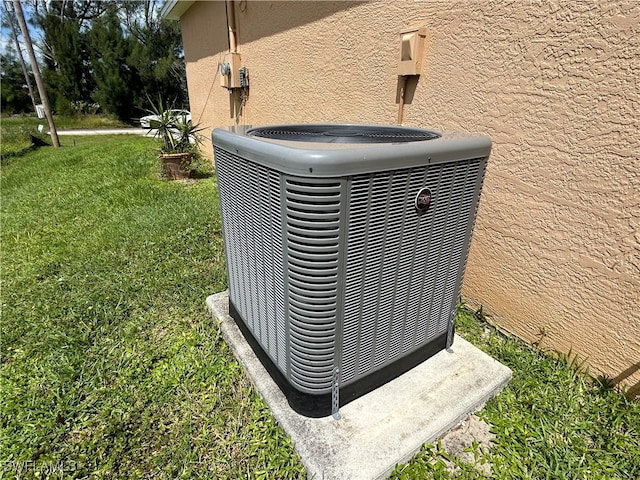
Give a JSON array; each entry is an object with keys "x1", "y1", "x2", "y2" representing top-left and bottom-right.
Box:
[{"x1": 248, "y1": 125, "x2": 441, "y2": 144}]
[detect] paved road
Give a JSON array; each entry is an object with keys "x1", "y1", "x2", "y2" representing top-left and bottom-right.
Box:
[{"x1": 55, "y1": 128, "x2": 154, "y2": 136}]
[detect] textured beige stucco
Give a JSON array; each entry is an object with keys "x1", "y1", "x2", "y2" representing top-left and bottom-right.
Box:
[{"x1": 178, "y1": 1, "x2": 640, "y2": 394}]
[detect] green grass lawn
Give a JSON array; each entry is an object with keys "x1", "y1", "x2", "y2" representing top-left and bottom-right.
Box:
[
  {"x1": 1, "y1": 114, "x2": 130, "y2": 159},
  {"x1": 1, "y1": 133, "x2": 638, "y2": 479},
  {"x1": 1, "y1": 135, "x2": 303, "y2": 479},
  {"x1": 1, "y1": 113, "x2": 129, "y2": 132},
  {"x1": 392, "y1": 310, "x2": 640, "y2": 479}
]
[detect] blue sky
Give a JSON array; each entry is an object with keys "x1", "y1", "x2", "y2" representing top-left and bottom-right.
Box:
[{"x1": 1, "y1": 1, "x2": 44, "y2": 62}]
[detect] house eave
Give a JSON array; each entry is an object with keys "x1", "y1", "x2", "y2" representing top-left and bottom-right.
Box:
[{"x1": 160, "y1": 0, "x2": 195, "y2": 21}]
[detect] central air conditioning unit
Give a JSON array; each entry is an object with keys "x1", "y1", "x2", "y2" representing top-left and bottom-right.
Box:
[{"x1": 212, "y1": 124, "x2": 491, "y2": 417}]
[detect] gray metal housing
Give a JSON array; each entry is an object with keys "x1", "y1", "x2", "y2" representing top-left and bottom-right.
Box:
[{"x1": 213, "y1": 124, "x2": 491, "y2": 416}]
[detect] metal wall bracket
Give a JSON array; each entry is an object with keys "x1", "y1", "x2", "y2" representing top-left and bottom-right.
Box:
[
  {"x1": 446, "y1": 307, "x2": 456, "y2": 351},
  {"x1": 332, "y1": 368, "x2": 341, "y2": 420}
]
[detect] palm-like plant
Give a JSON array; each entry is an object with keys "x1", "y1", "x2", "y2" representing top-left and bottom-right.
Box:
[
  {"x1": 145, "y1": 97, "x2": 204, "y2": 154},
  {"x1": 145, "y1": 97, "x2": 206, "y2": 179},
  {"x1": 172, "y1": 111, "x2": 206, "y2": 153}
]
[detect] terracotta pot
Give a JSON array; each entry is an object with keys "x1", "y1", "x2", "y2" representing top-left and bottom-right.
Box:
[{"x1": 160, "y1": 153, "x2": 193, "y2": 180}]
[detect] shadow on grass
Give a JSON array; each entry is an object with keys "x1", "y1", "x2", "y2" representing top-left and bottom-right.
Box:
[
  {"x1": 608, "y1": 362, "x2": 640, "y2": 400},
  {"x1": 1, "y1": 136, "x2": 51, "y2": 167},
  {"x1": 189, "y1": 169, "x2": 215, "y2": 179},
  {"x1": 188, "y1": 156, "x2": 215, "y2": 179}
]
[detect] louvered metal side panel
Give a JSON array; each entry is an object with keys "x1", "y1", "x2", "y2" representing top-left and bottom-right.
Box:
[
  {"x1": 428, "y1": 159, "x2": 485, "y2": 345},
  {"x1": 341, "y1": 158, "x2": 485, "y2": 385},
  {"x1": 450, "y1": 161, "x2": 486, "y2": 312},
  {"x1": 214, "y1": 147, "x2": 287, "y2": 372},
  {"x1": 283, "y1": 177, "x2": 344, "y2": 393}
]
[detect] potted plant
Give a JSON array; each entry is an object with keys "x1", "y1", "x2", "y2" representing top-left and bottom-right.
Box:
[{"x1": 145, "y1": 98, "x2": 205, "y2": 179}]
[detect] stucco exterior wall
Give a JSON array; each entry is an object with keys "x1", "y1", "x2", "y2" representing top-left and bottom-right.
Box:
[{"x1": 178, "y1": 1, "x2": 639, "y2": 394}]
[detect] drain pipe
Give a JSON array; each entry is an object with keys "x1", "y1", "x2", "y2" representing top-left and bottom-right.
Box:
[
  {"x1": 221, "y1": 0, "x2": 249, "y2": 123},
  {"x1": 220, "y1": 0, "x2": 245, "y2": 90},
  {"x1": 225, "y1": 0, "x2": 237, "y2": 52}
]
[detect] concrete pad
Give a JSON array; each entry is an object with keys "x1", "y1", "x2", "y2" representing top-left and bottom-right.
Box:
[{"x1": 207, "y1": 291, "x2": 511, "y2": 480}]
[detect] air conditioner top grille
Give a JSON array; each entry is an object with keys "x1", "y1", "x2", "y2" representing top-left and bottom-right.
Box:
[
  {"x1": 248, "y1": 124, "x2": 440, "y2": 144},
  {"x1": 212, "y1": 124, "x2": 491, "y2": 178}
]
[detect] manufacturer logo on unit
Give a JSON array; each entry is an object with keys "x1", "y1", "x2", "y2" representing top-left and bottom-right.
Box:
[{"x1": 414, "y1": 188, "x2": 432, "y2": 213}]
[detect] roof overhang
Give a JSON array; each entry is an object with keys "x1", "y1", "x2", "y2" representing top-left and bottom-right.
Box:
[{"x1": 160, "y1": 0, "x2": 195, "y2": 21}]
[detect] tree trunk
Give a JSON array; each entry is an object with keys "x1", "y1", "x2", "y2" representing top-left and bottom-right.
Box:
[
  {"x1": 12, "y1": 0, "x2": 60, "y2": 147},
  {"x1": 3, "y1": 1, "x2": 39, "y2": 113}
]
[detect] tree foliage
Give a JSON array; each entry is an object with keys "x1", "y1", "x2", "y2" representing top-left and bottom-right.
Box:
[
  {"x1": 0, "y1": 48, "x2": 35, "y2": 114},
  {"x1": 86, "y1": 4, "x2": 135, "y2": 121},
  {"x1": 2, "y1": 0, "x2": 188, "y2": 122},
  {"x1": 37, "y1": 0, "x2": 95, "y2": 115},
  {"x1": 127, "y1": 4, "x2": 188, "y2": 111},
  {"x1": 1, "y1": 0, "x2": 37, "y2": 114}
]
